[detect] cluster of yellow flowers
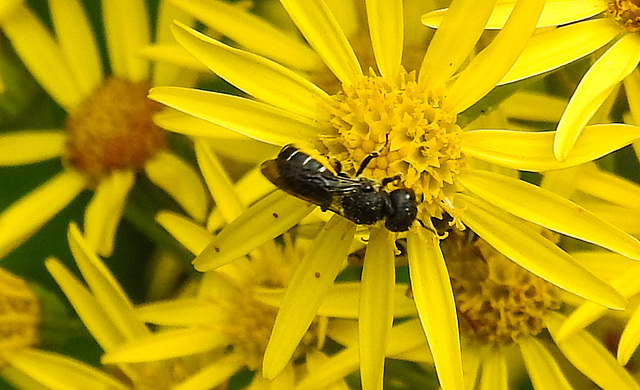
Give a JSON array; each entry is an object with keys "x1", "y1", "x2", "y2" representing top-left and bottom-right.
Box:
[{"x1": 1, "y1": 0, "x2": 640, "y2": 389}]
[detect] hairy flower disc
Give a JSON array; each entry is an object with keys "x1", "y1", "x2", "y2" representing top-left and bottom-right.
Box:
[
  {"x1": 64, "y1": 77, "x2": 166, "y2": 181},
  {"x1": 608, "y1": 0, "x2": 640, "y2": 32},
  {"x1": 0, "y1": 268, "x2": 40, "y2": 360},
  {"x1": 442, "y1": 232, "x2": 561, "y2": 346},
  {"x1": 316, "y1": 69, "x2": 464, "y2": 220}
]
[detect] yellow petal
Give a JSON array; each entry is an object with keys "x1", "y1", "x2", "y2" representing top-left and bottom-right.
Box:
[
  {"x1": 546, "y1": 312, "x2": 640, "y2": 390},
  {"x1": 149, "y1": 86, "x2": 321, "y2": 145},
  {"x1": 194, "y1": 140, "x2": 244, "y2": 224},
  {"x1": 102, "y1": 327, "x2": 228, "y2": 363},
  {"x1": 500, "y1": 19, "x2": 620, "y2": 84},
  {"x1": 479, "y1": 350, "x2": 507, "y2": 390},
  {"x1": 556, "y1": 264, "x2": 640, "y2": 341},
  {"x1": 279, "y1": 0, "x2": 362, "y2": 85},
  {"x1": 519, "y1": 336, "x2": 572, "y2": 389},
  {"x1": 445, "y1": 0, "x2": 546, "y2": 114},
  {"x1": 407, "y1": 228, "x2": 464, "y2": 390},
  {"x1": 2, "y1": 5, "x2": 82, "y2": 109},
  {"x1": 171, "y1": 22, "x2": 330, "y2": 120},
  {"x1": 624, "y1": 69, "x2": 640, "y2": 125},
  {"x1": 84, "y1": 169, "x2": 134, "y2": 257},
  {"x1": 140, "y1": 43, "x2": 208, "y2": 73},
  {"x1": 359, "y1": 227, "x2": 394, "y2": 390},
  {"x1": 556, "y1": 34, "x2": 640, "y2": 160},
  {"x1": 422, "y1": 0, "x2": 606, "y2": 29},
  {"x1": 419, "y1": 0, "x2": 497, "y2": 89},
  {"x1": 45, "y1": 258, "x2": 124, "y2": 350},
  {"x1": 67, "y1": 223, "x2": 149, "y2": 340},
  {"x1": 459, "y1": 170, "x2": 640, "y2": 259},
  {"x1": 618, "y1": 306, "x2": 640, "y2": 365},
  {"x1": 0, "y1": 170, "x2": 85, "y2": 259},
  {"x1": 101, "y1": 0, "x2": 150, "y2": 81},
  {"x1": 155, "y1": 211, "x2": 212, "y2": 256},
  {"x1": 173, "y1": 353, "x2": 246, "y2": 390},
  {"x1": 192, "y1": 191, "x2": 314, "y2": 271},
  {"x1": 366, "y1": 0, "x2": 403, "y2": 79},
  {"x1": 573, "y1": 164, "x2": 640, "y2": 210},
  {"x1": 145, "y1": 150, "x2": 208, "y2": 223},
  {"x1": 262, "y1": 215, "x2": 355, "y2": 379},
  {"x1": 0, "y1": 130, "x2": 64, "y2": 166},
  {"x1": 454, "y1": 194, "x2": 626, "y2": 309},
  {"x1": 172, "y1": 0, "x2": 321, "y2": 71},
  {"x1": 0, "y1": 348, "x2": 129, "y2": 390},
  {"x1": 462, "y1": 125, "x2": 640, "y2": 171},
  {"x1": 48, "y1": 0, "x2": 103, "y2": 97}
]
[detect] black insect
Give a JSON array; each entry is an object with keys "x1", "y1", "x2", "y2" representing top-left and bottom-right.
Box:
[{"x1": 261, "y1": 144, "x2": 418, "y2": 232}]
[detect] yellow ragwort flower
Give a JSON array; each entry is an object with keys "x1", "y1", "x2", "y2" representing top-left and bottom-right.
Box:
[
  {"x1": 149, "y1": 0, "x2": 640, "y2": 388},
  {"x1": 0, "y1": 0, "x2": 208, "y2": 258}
]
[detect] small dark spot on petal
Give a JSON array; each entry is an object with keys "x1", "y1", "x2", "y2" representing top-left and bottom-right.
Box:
[
  {"x1": 314, "y1": 272, "x2": 321, "y2": 278},
  {"x1": 214, "y1": 246, "x2": 220, "y2": 253},
  {"x1": 273, "y1": 212, "x2": 279, "y2": 218}
]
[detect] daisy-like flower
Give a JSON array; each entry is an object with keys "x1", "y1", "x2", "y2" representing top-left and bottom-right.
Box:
[
  {"x1": 4, "y1": 222, "x2": 224, "y2": 390},
  {"x1": 424, "y1": 0, "x2": 640, "y2": 161},
  {"x1": 298, "y1": 230, "x2": 640, "y2": 390},
  {"x1": 0, "y1": 0, "x2": 208, "y2": 258},
  {"x1": 150, "y1": 0, "x2": 640, "y2": 388}
]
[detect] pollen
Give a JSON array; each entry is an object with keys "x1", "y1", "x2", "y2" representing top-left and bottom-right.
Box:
[
  {"x1": 0, "y1": 268, "x2": 40, "y2": 363},
  {"x1": 442, "y1": 232, "x2": 561, "y2": 346},
  {"x1": 317, "y1": 68, "x2": 464, "y2": 220},
  {"x1": 64, "y1": 77, "x2": 166, "y2": 180},
  {"x1": 608, "y1": 0, "x2": 640, "y2": 32}
]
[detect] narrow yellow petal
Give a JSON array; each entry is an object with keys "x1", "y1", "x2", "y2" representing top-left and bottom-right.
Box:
[
  {"x1": 263, "y1": 215, "x2": 355, "y2": 379},
  {"x1": 102, "y1": 328, "x2": 228, "y2": 363},
  {"x1": 172, "y1": 0, "x2": 321, "y2": 71},
  {"x1": 419, "y1": 0, "x2": 497, "y2": 90},
  {"x1": 145, "y1": 150, "x2": 208, "y2": 223},
  {"x1": 101, "y1": 0, "x2": 150, "y2": 81},
  {"x1": 1, "y1": 348, "x2": 129, "y2": 390},
  {"x1": 618, "y1": 306, "x2": 640, "y2": 365},
  {"x1": 45, "y1": 258, "x2": 125, "y2": 350},
  {"x1": 407, "y1": 228, "x2": 464, "y2": 390},
  {"x1": 422, "y1": 0, "x2": 606, "y2": 29},
  {"x1": 2, "y1": 5, "x2": 82, "y2": 109},
  {"x1": 500, "y1": 19, "x2": 620, "y2": 84},
  {"x1": 479, "y1": 350, "x2": 507, "y2": 390},
  {"x1": 462, "y1": 125, "x2": 640, "y2": 171},
  {"x1": 574, "y1": 164, "x2": 640, "y2": 210},
  {"x1": 173, "y1": 353, "x2": 246, "y2": 390},
  {"x1": 455, "y1": 194, "x2": 626, "y2": 309},
  {"x1": 84, "y1": 170, "x2": 134, "y2": 258},
  {"x1": 67, "y1": 223, "x2": 149, "y2": 340},
  {"x1": 556, "y1": 264, "x2": 640, "y2": 341},
  {"x1": 556, "y1": 34, "x2": 640, "y2": 160},
  {"x1": 366, "y1": 0, "x2": 403, "y2": 79},
  {"x1": 49, "y1": 0, "x2": 103, "y2": 97},
  {"x1": 446, "y1": 0, "x2": 546, "y2": 114},
  {"x1": 519, "y1": 336, "x2": 572, "y2": 389},
  {"x1": 192, "y1": 191, "x2": 314, "y2": 271},
  {"x1": 149, "y1": 86, "x2": 321, "y2": 145},
  {"x1": 623, "y1": 69, "x2": 640, "y2": 124},
  {"x1": 153, "y1": 109, "x2": 248, "y2": 139},
  {"x1": 155, "y1": 211, "x2": 212, "y2": 256},
  {"x1": 194, "y1": 140, "x2": 244, "y2": 224},
  {"x1": 359, "y1": 227, "x2": 394, "y2": 390},
  {"x1": 279, "y1": 0, "x2": 362, "y2": 85},
  {"x1": 546, "y1": 312, "x2": 640, "y2": 390},
  {"x1": 171, "y1": 22, "x2": 330, "y2": 120},
  {"x1": 0, "y1": 170, "x2": 85, "y2": 259},
  {"x1": 0, "y1": 130, "x2": 64, "y2": 166},
  {"x1": 136, "y1": 298, "x2": 224, "y2": 327},
  {"x1": 459, "y1": 170, "x2": 640, "y2": 259},
  {"x1": 140, "y1": 43, "x2": 208, "y2": 73}
]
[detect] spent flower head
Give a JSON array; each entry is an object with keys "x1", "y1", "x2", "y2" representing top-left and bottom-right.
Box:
[
  {"x1": 149, "y1": 0, "x2": 640, "y2": 388},
  {"x1": 0, "y1": 0, "x2": 208, "y2": 259}
]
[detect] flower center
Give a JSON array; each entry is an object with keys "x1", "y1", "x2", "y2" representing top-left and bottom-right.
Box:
[
  {"x1": 442, "y1": 232, "x2": 561, "y2": 346},
  {"x1": 0, "y1": 268, "x2": 40, "y2": 366},
  {"x1": 608, "y1": 0, "x2": 640, "y2": 32},
  {"x1": 64, "y1": 77, "x2": 166, "y2": 180},
  {"x1": 317, "y1": 68, "x2": 465, "y2": 220}
]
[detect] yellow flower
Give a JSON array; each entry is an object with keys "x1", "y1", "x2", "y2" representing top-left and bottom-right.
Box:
[
  {"x1": 0, "y1": 0, "x2": 208, "y2": 258},
  {"x1": 425, "y1": 0, "x2": 640, "y2": 161},
  {"x1": 149, "y1": 0, "x2": 640, "y2": 388}
]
